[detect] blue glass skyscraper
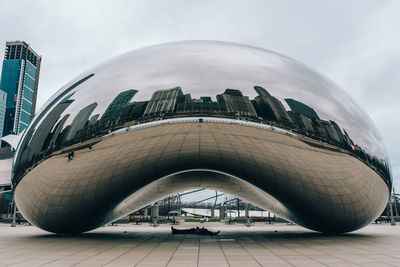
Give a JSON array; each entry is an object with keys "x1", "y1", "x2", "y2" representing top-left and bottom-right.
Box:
[{"x1": 0, "y1": 41, "x2": 41, "y2": 135}]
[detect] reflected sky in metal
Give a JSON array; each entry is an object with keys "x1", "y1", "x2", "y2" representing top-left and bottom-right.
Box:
[{"x1": 13, "y1": 41, "x2": 391, "y2": 186}]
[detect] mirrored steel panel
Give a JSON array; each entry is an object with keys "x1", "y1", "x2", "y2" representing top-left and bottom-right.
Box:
[{"x1": 12, "y1": 41, "x2": 391, "y2": 233}]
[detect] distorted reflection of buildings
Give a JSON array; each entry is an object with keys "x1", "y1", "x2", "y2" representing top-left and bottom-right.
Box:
[
  {"x1": 20, "y1": 84, "x2": 391, "y2": 188},
  {"x1": 144, "y1": 87, "x2": 183, "y2": 117},
  {"x1": 101, "y1": 89, "x2": 138, "y2": 121},
  {"x1": 63, "y1": 102, "x2": 98, "y2": 144},
  {"x1": 253, "y1": 86, "x2": 293, "y2": 127},
  {"x1": 177, "y1": 96, "x2": 226, "y2": 114},
  {"x1": 20, "y1": 97, "x2": 74, "y2": 168},
  {"x1": 285, "y1": 98, "x2": 320, "y2": 119},
  {"x1": 216, "y1": 89, "x2": 257, "y2": 117}
]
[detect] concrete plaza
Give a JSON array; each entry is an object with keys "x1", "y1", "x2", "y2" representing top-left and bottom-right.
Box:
[{"x1": 0, "y1": 222, "x2": 400, "y2": 266}]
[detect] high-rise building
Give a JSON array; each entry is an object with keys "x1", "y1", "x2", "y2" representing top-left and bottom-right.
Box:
[
  {"x1": 312, "y1": 118, "x2": 329, "y2": 141},
  {"x1": 216, "y1": 89, "x2": 257, "y2": 117},
  {"x1": 288, "y1": 111, "x2": 316, "y2": 136},
  {"x1": 0, "y1": 41, "x2": 41, "y2": 135},
  {"x1": 48, "y1": 114, "x2": 71, "y2": 152},
  {"x1": 285, "y1": 98, "x2": 320, "y2": 119},
  {"x1": 63, "y1": 102, "x2": 98, "y2": 143},
  {"x1": 329, "y1": 120, "x2": 346, "y2": 146},
  {"x1": 143, "y1": 87, "x2": 183, "y2": 116},
  {"x1": 253, "y1": 86, "x2": 293, "y2": 125},
  {"x1": 101, "y1": 89, "x2": 138, "y2": 121},
  {"x1": 0, "y1": 90, "x2": 7, "y2": 141},
  {"x1": 24, "y1": 98, "x2": 74, "y2": 163}
]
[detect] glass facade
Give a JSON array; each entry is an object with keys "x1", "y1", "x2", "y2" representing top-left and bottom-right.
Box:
[
  {"x1": 25, "y1": 61, "x2": 36, "y2": 78},
  {"x1": 0, "y1": 42, "x2": 40, "y2": 136},
  {"x1": 20, "y1": 110, "x2": 31, "y2": 126},
  {"x1": 1, "y1": 60, "x2": 21, "y2": 108},
  {"x1": 24, "y1": 75, "x2": 35, "y2": 91}
]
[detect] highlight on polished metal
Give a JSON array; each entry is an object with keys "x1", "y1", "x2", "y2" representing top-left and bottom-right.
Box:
[{"x1": 12, "y1": 41, "x2": 391, "y2": 234}]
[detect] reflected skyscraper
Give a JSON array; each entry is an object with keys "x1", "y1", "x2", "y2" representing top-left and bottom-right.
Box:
[
  {"x1": 0, "y1": 41, "x2": 41, "y2": 135},
  {"x1": 216, "y1": 89, "x2": 257, "y2": 117},
  {"x1": 101, "y1": 89, "x2": 138, "y2": 121},
  {"x1": 254, "y1": 86, "x2": 293, "y2": 125},
  {"x1": 63, "y1": 102, "x2": 98, "y2": 143},
  {"x1": 285, "y1": 98, "x2": 320, "y2": 119},
  {"x1": 24, "y1": 98, "x2": 74, "y2": 163},
  {"x1": 48, "y1": 114, "x2": 71, "y2": 152},
  {"x1": 88, "y1": 114, "x2": 100, "y2": 126},
  {"x1": 288, "y1": 111, "x2": 315, "y2": 135},
  {"x1": 144, "y1": 87, "x2": 183, "y2": 116}
]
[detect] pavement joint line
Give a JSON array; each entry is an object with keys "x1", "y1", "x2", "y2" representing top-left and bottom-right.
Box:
[
  {"x1": 69, "y1": 244, "x2": 120, "y2": 266},
  {"x1": 0, "y1": 236, "x2": 75, "y2": 264},
  {"x1": 271, "y1": 235, "x2": 332, "y2": 266},
  {"x1": 235, "y1": 236, "x2": 263, "y2": 266},
  {"x1": 38, "y1": 240, "x2": 112, "y2": 266},
  {"x1": 255, "y1": 233, "x2": 302, "y2": 266},
  {"x1": 218, "y1": 234, "x2": 232, "y2": 267},
  {"x1": 65, "y1": 234, "x2": 141, "y2": 267},
  {"x1": 165, "y1": 237, "x2": 183, "y2": 267},
  {"x1": 196, "y1": 238, "x2": 200, "y2": 267},
  {"x1": 97, "y1": 236, "x2": 149, "y2": 266},
  {"x1": 132, "y1": 235, "x2": 166, "y2": 266}
]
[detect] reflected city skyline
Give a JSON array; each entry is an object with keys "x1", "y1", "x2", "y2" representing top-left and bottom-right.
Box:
[{"x1": 13, "y1": 84, "x2": 391, "y2": 188}]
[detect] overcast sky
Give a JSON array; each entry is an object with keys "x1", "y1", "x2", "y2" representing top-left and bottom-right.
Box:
[{"x1": 1, "y1": 0, "x2": 399, "y2": 193}]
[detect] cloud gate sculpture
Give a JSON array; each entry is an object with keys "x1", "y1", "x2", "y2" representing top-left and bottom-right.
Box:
[{"x1": 12, "y1": 41, "x2": 391, "y2": 234}]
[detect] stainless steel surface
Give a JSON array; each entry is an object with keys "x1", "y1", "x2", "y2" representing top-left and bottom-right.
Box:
[
  {"x1": 0, "y1": 139, "x2": 14, "y2": 188},
  {"x1": 12, "y1": 41, "x2": 392, "y2": 233}
]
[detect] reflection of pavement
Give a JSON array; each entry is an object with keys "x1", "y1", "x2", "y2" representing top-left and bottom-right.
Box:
[
  {"x1": 0, "y1": 158, "x2": 12, "y2": 185},
  {"x1": 15, "y1": 122, "x2": 388, "y2": 233},
  {"x1": 1, "y1": 223, "x2": 400, "y2": 266},
  {"x1": 181, "y1": 208, "x2": 276, "y2": 218}
]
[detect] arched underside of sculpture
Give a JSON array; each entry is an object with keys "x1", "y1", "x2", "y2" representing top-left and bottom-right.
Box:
[{"x1": 14, "y1": 121, "x2": 389, "y2": 234}]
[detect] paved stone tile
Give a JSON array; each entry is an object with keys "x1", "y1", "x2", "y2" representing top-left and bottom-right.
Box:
[
  {"x1": 167, "y1": 241, "x2": 198, "y2": 267},
  {"x1": 252, "y1": 256, "x2": 292, "y2": 266},
  {"x1": 0, "y1": 222, "x2": 400, "y2": 266}
]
